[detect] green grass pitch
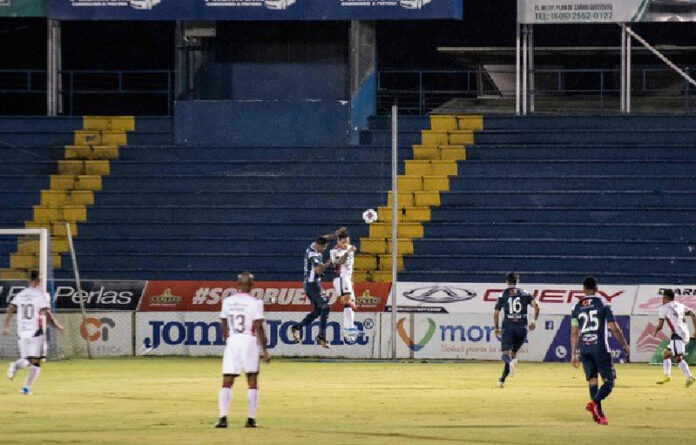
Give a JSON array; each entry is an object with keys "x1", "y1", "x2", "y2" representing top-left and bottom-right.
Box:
[{"x1": 1, "y1": 358, "x2": 695, "y2": 444}]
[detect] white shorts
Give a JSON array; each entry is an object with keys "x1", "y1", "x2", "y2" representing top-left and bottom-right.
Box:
[
  {"x1": 19, "y1": 335, "x2": 45, "y2": 359},
  {"x1": 222, "y1": 335, "x2": 259, "y2": 375},
  {"x1": 333, "y1": 277, "x2": 355, "y2": 301},
  {"x1": 667, "y1": 338, "x2": 686, "y2": 356}
]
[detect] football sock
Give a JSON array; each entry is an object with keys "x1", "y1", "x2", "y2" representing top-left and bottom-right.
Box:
[
  {"x1": 594, "y1": 380, "x2": 614, "y2": 403},
  {"x1": 663, "y1": 358, "x2": 672, "y2": 376},
  {"x1": 14, "y1": 358, "x2": 29, "y2": 369},
  {"x1": 219, "y1": 388, "x2": 231, "y2": 417},
  {"x1": 247, "y1": 389, "x2": 258, "y2": 419},
  {"x1": 24, "y1": 365, "x2": 40, "y2": 388},
  {"x1": 589, "y1": 384, "x2": 603, "y2": 416},
  {"x1": 678, "y1": 360, "x2": 692, "y2": 378},
  {"x1": 501, "y1": 363, "x2": 510, "y2": 382},
  {"x1": 343, "y1": 307, "x2": 355, "y2": 330}
]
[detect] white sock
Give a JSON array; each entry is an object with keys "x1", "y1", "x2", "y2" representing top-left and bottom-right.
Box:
[
  {"x1": 14, "y1": 359, "x2": 29, "y2": 369},
  {"x1": 24, "y1": 366, "x2": 40, "y2": 388},
  {"x1": 247, "y1": 389, "x2": 258, "y2": 419},
  {"x1": 663, "y1": 358, "x2": 672, "y2": 377},
  {"x1": 678, "y1": 360, "x2": 692, "y2": 379},
  {"x1": 343, "y1": 307, "x2": 355, "y2": 329},
  {"x1": 218, "y1": 388, "x2": 231, "y2": 417}
]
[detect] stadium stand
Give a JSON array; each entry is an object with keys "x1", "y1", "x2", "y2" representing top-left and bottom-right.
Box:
[{"x1": 1, "y1": 114, "x2": 696, "y2": 284}]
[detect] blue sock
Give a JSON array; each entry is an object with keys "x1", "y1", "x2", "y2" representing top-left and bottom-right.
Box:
[{"x1": 501, "y1": 354, "x2": 512, "y2": 364}]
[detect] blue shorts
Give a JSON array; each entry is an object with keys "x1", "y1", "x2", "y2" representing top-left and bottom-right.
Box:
[
  {"x1": 304, "y1": 282, "x2": 326, "y2": 308},
  {"x1": 581, "y1": 351, "x2": 616, "y2": 381},
  {"x1": 501, "y1": 323, "x2": 527, "y2": 353}
]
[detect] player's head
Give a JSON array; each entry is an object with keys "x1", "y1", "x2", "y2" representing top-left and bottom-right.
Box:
[
  {"x1": 583, "y1": 276, "x2": 597, "y2": 295},
  {"x1": 661, "y1": 288, "x2": 675, "y2": 304},
  {"x1": 237, "y1": 271, "x2": 255, "y2": 293},
  {"x1": 505, "y1": 272, "x2": 519, "y2": 286},
  {"x1": 315, "y1": 236, "x2": 329, "y2": 252},
  {"x1": 337, "y1": 232, "x2": 350, "y2": 248},
  {"x1": 28, "y1": 270, "x2": 40, "y2": 286}
]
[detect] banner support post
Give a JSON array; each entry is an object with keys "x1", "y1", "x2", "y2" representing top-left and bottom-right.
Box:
[
  {"x1": 391, "y1": 104, "x2": 398, "y2": 360},
  {"x1": 522, "y1": 24, "x2": 528, "y2": 115},
  {"x1": 528, "y1": 24, "x2": 535, "y2": 113}
]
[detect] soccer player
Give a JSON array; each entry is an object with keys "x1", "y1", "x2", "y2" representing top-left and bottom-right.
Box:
[
  {"x1": 493, "y1": 272, "x2": 540, "y2": 387},
  {"x1": 215, "y1": 272, "x2": 270, "y2": 429},
  {"x1": 570, "y1": 276, "x2": 630, "y2": 426},
  {"x1": 290, "y1": 227, "x2": 346, "y2": 349},
  {"x1": 653, "y1": 289, "x2": 696, "y2": 387},
  {"x1": 2, "y1": 270, "x2": 64, "y2": 395},
  {"x1": 330, "y1": 232, "x2": 359, "y2": 341}
]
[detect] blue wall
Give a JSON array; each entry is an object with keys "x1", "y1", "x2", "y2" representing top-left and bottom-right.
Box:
[
  {"x1": 199, "y1": 62, "x2": 349, "y2": 101},
  {"x1": 174, "y1": 100, "x2": 350, "y2": 146}
]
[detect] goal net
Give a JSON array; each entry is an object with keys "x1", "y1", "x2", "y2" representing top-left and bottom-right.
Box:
[{"x1": 0, "y1": 228, "x2": 57, "y2": 359}]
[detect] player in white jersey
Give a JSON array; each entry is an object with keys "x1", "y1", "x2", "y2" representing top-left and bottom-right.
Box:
[
  {"x1": 330, "y1": 232, "x2": 360, "y2": 341},
  {"x1": 2, "y1": 271, "x2": 64, "y2": 395},
  {"x1": 654, "y1": 289, "x2": 696, "y2": 387},
  {"x1": 215, "y1": 272, "x2": 270, "y2": 429}
]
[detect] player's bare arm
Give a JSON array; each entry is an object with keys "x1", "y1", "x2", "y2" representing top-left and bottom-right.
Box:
[
  {"x1": 570, "y1": 323, "x2": 579, "y2": 368},
  {"x1": 254, "y1": 319, "x2": 270, "y2": 363},
  {"x1": 221, "y1": 317, "x2": 229, "y2": 339},
  {"x1": 608, "y1": 321, "x2": 630, "y2": 357},
  {"x1": 322, "y1": 227, "x2": 347, "y2": 242},
  {"x1": 314, "y1": 258, "x2": 332, "y2": 275},
  {"x1": 41, "y1": 308, "x2": 65, "y2": 331},
  {"x1": 1, "y1": 303, "x2": 16, "y2": 336},
  {"x1": 493, "y1": 310, "x2": 501, "y2": 336},
  {"x1": 653, "y1": 318, "x2": 665, "y2": 337},
  {"x1": 529, "y1": 300, "x2": 540, "y2": 331}
]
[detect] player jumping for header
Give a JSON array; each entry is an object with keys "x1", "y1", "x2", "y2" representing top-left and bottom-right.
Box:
[
  {"x1": 570, "y1": 276, "x2": 630, "y2": 426},
  {"x1": 291, "y1": 227, "x2": 346, "y2": 349},
  {"x1": 653, "y1": 289, "x2": 696, "y2": 387},
  {"x1": 330, "y1": 231, "x2": 360, "y2": 341},
  {"x1": 3, "y1": 270, "x2": 64, "y2": 395},
  {"x1": 493, "y1": 272, "x2": 540, "y2": 388},
  {"x1": 215, "y1": 272, "x2": 270, "y2": 429}
]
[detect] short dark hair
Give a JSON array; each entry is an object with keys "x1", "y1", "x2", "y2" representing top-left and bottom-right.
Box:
[
  {"x1": 237, "y1": 271, "x2": 255, "y2": 282},
  {"x1": 316, "y1": 236, "x2": 328, "y2": 245},
  {"x1": 583, "y1": 276, "x2": 597, "y2": 291},
  {"x1": 661, "y1": 289, "x2": 675, "y2": 301},
  {"x1": 29, "y1": 270, "x2": 39, "y2": 282},
  {"x1": 338, "y1": 232, "x2": 349, "y2": 241},
  {"x1": 506, "y1": 272, "x2": 518, "y2": 284}
]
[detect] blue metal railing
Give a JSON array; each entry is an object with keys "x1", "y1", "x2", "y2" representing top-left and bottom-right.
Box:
[
  {"x1": 377, "y1": 67, "x2": 695, "y2": 115},
  {"x1": 0, "y1": 69, "x2": 175, "y2": 115}
]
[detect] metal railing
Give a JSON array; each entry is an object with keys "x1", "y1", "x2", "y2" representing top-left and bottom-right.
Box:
[
  {"x1": 0, "y1": 69, "x2": 175, "y2": 115},
  {"x1": 377, "y1": 67, "x2": 696, "y2": 115}
]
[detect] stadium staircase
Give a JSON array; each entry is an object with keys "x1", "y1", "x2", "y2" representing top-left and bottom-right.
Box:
[{"x1": 1, "y1": 114, "x2": 696, "y2": 284}]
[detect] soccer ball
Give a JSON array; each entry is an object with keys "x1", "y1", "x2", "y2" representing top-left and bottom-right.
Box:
[{"x1": 362, "y1": 209, "x2": 378, "y2": 224}]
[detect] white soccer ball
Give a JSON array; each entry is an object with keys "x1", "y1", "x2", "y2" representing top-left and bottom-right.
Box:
[{"x1": 362, "y1": 208, "x2": 378, "y2": 224}]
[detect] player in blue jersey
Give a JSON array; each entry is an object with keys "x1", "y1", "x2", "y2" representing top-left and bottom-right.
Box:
[
  {"x1": 493, "y1": 272, "x2": 540, "y2": 387},
  {"x1": 570, "y1": 276, "x2": 630, "y2": 426},
  {"x1": 290, "y1": 227, "x2": 345, "y2": 349}
]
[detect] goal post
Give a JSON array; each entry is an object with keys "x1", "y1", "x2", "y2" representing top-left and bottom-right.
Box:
[{"x1": 0, "y1": 228, "x2": 56, "y2": 359}]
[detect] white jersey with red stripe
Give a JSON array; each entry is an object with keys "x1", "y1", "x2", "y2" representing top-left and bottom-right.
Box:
[
  {"x1": 658, "y1": 300, "x2": 691, "y2": 341},
  {"x1": 9, "y1": 286, "x2": 49, "y2": 339},
  {"x1": 330, "y1": 245, "x2": 354, "y2": 280},
  {"x1": 219, "y1": 293, "x2": 264, "y2": 337}
]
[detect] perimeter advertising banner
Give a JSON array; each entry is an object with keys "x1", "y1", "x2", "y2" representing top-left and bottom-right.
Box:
[
  {"x1": 0, "y1": 280, "x2": 145, "y2": 312},
  {"x1": 135, "y1": 311, "x2": 384, "y2": 358},
  {"x1": 394, "y1": 282, "x2": 636, "y2": 315},
  {"x1": 48, "y1": 0, "x2": 463, "y2": 20},
  {"x1": 138, "y1": 280, "x2": 389, "y2": 313},
  {"x1": 518, "y1": 0, "x2": 696, "y2": 23},
  {"x1": 631, "y1": 284, "x2": 696, "y2": 315},
  {"x1": 0, "y1": 0, "x2": 46, "y2": 17},
  {"x1": 57, "y1": 312, "x2": 134, "y2": 357},
  {"x1": 395, "y1": 313, "x2": 631, "y2": 362}
]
